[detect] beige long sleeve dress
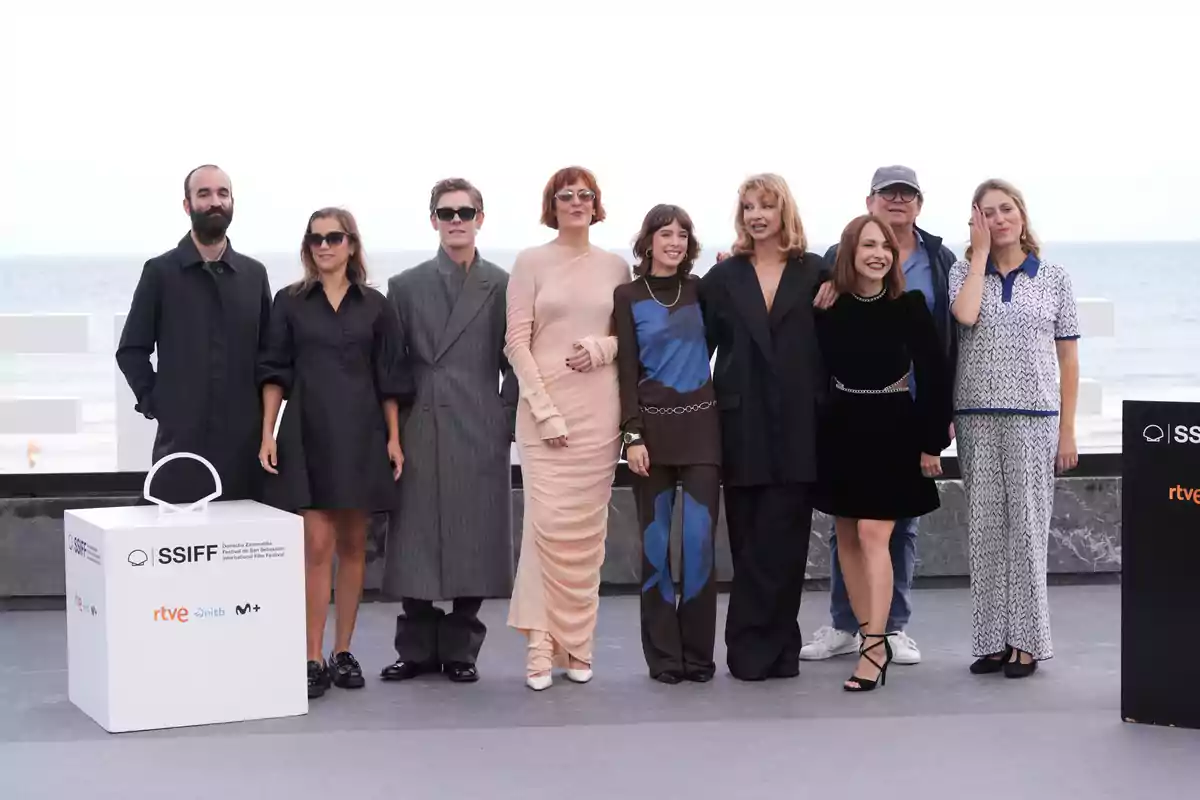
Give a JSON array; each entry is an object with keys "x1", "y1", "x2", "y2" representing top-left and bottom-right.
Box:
[{"x1": 504, "y1": 243, "x2": 630, "y2": 672}]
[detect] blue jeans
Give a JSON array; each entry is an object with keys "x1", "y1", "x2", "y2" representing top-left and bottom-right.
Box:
[{"x1": 828, "y1": 517, "x2": 918, "y2": 634}]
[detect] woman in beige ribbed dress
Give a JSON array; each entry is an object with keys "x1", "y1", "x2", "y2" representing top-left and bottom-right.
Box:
[{"x1": 504, "y1": 166, "x2": 631, "y2": 690}]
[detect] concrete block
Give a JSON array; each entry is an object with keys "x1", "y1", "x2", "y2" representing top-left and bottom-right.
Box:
[
  {"x1": 0, "y1": 314, "x2": 91, "y2": 354},
  {"x1": 0, "y1": 398, "x2": 82, "y2": 434}
]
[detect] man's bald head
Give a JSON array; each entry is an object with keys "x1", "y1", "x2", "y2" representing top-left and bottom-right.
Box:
[{"x1": 182, "y1": 165, "x2": 234, "y2": 245}]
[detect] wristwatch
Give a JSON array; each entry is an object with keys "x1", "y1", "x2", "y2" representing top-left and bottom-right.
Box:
[{"x1": 622, "y1": 431, "x2": 642, "y2": 446}]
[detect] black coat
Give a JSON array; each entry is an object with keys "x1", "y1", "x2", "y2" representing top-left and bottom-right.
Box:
[
  {"x1": 699, "y1": 252, "x2": 829, "y2": 487},
  {"x1": 116, "y1": 234, "x2": 272, "y2": 504}
]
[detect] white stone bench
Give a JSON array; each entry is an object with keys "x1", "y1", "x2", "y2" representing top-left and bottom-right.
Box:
[{"x1": 0, "y1": 314, "x2": 89, "y2": 435}]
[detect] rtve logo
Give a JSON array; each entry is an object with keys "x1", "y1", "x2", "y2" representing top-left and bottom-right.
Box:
[
  {"x1": 1142, "y1": 424, "x2": 1200, "y2": 444},
  {"x1": 152, "y1": 605, "x2": 226, "y2": 622},
  {"x1": 1168, "y1": 485, "x2": 1200, "y2": 505}
]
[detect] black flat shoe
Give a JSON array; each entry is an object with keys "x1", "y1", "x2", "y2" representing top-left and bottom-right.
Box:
[
  {"x1": 307, "y1": 660, "x2": 330, "y2": 699},
  {"x1": 1004, "y1": 650, "x2": 1038, "y2": 679},
  {"x1": 653, "y1": 671, "x2": 684, "y2": 685},
  {"x1": 685, "y1": 668, "x2": 715, "y2": 683},
  {"x1": 380, "y1": 660, "x2": 440, "y2": 681},
  {"x1": 970, "y1": 645, "x2": 1014, "y2": 675},
  {"x1": 445, "y1": 662, "x2": 479, "y2": 683},
  {"x1": 328, "y1": 651, "x2": 365, "y2": 689}
]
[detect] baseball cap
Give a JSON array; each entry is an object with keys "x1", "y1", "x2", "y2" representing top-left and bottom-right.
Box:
[{"x1": 870, "y1": 165, "x2": 922, "y2": 194}]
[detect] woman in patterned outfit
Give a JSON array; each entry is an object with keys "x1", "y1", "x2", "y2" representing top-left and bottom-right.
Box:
[
  {"x1": 949, "y1": 179, "x2": 1080, "y2": 679},
  {"x1": 613, "y1": 205, "x2": 721, "y2": 684}
]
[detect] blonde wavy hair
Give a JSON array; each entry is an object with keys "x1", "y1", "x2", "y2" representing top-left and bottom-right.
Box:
[
  {"x1": 731, "y1": 173, "x2": 808, "y2": 257},
  {"x1": 966, "y1": 178, "x2": 1041, "y2": 261}
]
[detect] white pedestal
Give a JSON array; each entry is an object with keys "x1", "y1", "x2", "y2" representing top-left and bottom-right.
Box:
[{"x1": 64, "y1": 499, "x2": 307, "y2": 732}]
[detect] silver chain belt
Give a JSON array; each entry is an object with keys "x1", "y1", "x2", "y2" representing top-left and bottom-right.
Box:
[
  {"x1": 833, "y1": 374, "x2": 910, "y2": 395},
  {"x1": 641, "y1": 401, "x2": 717, "y2": 415}
]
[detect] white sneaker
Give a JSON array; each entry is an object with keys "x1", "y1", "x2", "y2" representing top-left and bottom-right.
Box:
[
  {"x1": 799, "y1": 625, "x2": 861, "y2": 660},
  {"x1": 889, "y1": 631, "x2": 921, "y2": 665}
]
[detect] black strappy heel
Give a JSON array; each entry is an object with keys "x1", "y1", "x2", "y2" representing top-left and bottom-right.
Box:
[{"x1": 844, "y1": 633, "x2": 892, "y2": 692}]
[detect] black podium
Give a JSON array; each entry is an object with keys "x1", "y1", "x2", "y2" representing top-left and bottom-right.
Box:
[{"x1": 1121, "y1": 400, "x2": 1200, "y2": 729}]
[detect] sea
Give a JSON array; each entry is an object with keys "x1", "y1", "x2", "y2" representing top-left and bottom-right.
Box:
[{"x1": 2, "y1": 241, "x2": 1198, "y2": 474}]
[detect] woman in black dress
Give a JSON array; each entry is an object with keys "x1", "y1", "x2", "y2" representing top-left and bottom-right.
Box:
[
  {"x1": 258, "y1": 207, "x2": 407, "y2": 699},
  {"x1": 814, "y1": 214, "x2": 952, "y2": 692}
]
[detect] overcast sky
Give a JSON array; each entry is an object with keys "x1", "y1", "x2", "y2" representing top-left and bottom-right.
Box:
[{"x1": 1, "y1": 1, "x2": 1196, "y2": 258}]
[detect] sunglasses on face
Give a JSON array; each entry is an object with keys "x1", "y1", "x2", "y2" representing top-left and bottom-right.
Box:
[
  {"x1": 555, "y1": 188, "x2": 596, "y2": 203},
  {"x1": 305, "y1": 231, "x2": 349, "y2": 248},
  {"x1": 435, "y1": 206, "x2": 478, "y2": 222},
  {"x1": 876, "y1": 187, "x2": 920, "y2": 203}
]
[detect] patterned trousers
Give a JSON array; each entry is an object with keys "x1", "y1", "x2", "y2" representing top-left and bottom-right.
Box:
[
  {"x1": 632, "y1": 464, "x2": 720, "y2": 679},
  {"x1": 956, "y1": 414, "x2": 1059, "y2": 661}
]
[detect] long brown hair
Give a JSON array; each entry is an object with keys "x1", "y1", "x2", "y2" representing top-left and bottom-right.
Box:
[
  {"x1": 966, "y1": 178, "x2": 1041, "y2": 261},
  {"x1": 833, "y1": 214, "x2": 906, "y2": 300},
  {"x1": 631, "y1": 204, "x2": 701, "y2": 277},
  {"x1": 731, "y1": 173, "x2": 808, "y2": 258},
  {"x1": 295, "y1": 207, "x2": 368, "y2": 293}
]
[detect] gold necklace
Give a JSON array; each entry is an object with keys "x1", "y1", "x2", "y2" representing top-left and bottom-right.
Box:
[{"x1": 642, "y1": 273, "x2": 682, "y2": 308}]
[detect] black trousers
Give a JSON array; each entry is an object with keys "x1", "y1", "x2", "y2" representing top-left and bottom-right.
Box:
[
  {"x1": 723, "y1": 482, "x2": 814, "y2": 681},
  {"x1": 394, "y1": 597, "x2": 486, "y2": 666},
  {"x1": 633, "y1": 464, "x2": 721, "y2": 679}
]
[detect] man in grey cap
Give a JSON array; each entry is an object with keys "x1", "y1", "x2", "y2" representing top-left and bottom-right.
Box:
[{"x1": 801, "y1": 164, "x2": 959, "y2": 666}]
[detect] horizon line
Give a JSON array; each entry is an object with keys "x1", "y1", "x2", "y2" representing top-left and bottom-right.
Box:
[{"x1": 3, "y1": 238, "x2": 1200, "y2": 259}]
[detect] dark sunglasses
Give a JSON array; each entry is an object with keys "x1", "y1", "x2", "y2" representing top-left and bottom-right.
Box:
[
  {"x1": 876, "y1": 187, "x2": 920, "y2": 203},
  {"x1": 434, "y1": 206, "x2": 478, "y2": 222},
  {"x1": 555, "y1": 188, "x2": 596, "y2": 203},
  {"x1": 304, "y1": 231, "x2": 350, "y2": 248}
]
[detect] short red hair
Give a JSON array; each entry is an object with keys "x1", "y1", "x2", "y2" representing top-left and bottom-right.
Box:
[{"x1": 540, "y1": 166, "x2": 606, "y2": 229}]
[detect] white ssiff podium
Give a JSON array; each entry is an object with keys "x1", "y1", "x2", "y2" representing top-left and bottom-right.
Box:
[{"x1": 64, "y1": 453, "x2": 308, "y2": 733}]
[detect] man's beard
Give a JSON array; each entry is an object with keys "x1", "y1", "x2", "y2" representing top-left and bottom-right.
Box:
[{"x1": 191, "y1": 204, "x2": 233, "y2": 245}]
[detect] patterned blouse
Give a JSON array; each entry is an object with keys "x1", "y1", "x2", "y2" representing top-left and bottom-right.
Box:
[{"x1": 948, "y1": 253, "x2": 1080, "y2": 416}]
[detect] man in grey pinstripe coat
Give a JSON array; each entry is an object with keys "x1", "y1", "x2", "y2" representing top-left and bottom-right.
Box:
[{"x1": 380, "y1": 178, "x2": 518, "y2": 683}]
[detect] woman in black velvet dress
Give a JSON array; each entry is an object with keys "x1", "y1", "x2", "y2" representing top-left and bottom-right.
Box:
[{"x1": 813, "y1": 214, "x2": 952, "y2": 692}]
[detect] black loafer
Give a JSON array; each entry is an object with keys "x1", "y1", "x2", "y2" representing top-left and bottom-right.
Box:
[
  {"x1": 380, "y1": 660, "x2": 440, "y2": 681},
  {"x1": 653, "y1": 671, "x2": 684, "y2": 685},
  {"x1": 445, "y1": 662, "x2": 479, "y2": 683},
  {"x1": 328, "y1": 651, "x2": 365, "y2": 689},
  {"x1": 308, "y1": 660, "x2": 330, "y2": 698},
  {"x1": 970, "y1": 645, "x2": 1014, "y2": 675},
  {"x1": 1004, "y1": 654, "x2": 1038, "y2": 679},
  {"x1": 685, "y1": 668, "x2": 715, "y2": 683}
]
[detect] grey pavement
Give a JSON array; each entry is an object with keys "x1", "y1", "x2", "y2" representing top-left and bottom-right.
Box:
[{"x1": 1, "y1": 585, "x2": 1196, "y2": 798}]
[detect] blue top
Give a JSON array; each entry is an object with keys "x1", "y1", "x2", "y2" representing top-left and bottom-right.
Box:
[
  {"x1": 902, "y1": 229, "x2": 934, "y2": 399},
  {"x1": 904, "y1": 229, "x2": 935, "y2": 315}
]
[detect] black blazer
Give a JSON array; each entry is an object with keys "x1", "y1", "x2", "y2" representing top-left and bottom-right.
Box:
[{"x1": 699, "y1": 252, "x2": 829, "y2": 487}]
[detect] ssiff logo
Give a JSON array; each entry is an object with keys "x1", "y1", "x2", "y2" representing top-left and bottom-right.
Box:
[
  {"x1": 1144, "y1": 424, "x2": 1200, "y2": 444},
  {"x1": 128, "y1": 545, "x2": 218, "y2": 567}
]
